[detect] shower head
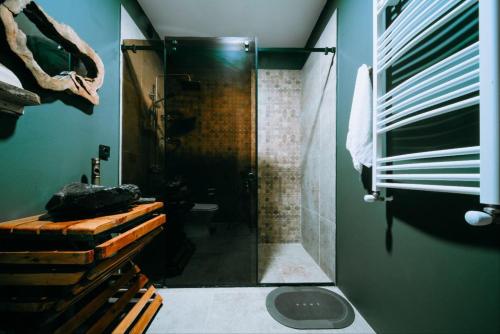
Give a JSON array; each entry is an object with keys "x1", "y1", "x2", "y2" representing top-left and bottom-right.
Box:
[
  {"x1": 179, "y1": 79, "x2": 201, "y2": 91},
  {"x1": 164, "y1": 74, "x2": 200, "y2": 89}
]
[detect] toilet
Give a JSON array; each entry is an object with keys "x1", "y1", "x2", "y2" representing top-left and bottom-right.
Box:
[{"x1": 185, "y1": 203, "x2": 219, "y2": 238}]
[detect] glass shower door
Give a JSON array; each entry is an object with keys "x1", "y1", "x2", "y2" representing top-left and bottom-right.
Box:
[{"x1": 161, "y1": 37, "x2": 257, "y2": 286}]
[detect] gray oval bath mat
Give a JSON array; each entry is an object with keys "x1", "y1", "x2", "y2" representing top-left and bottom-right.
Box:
[{"x1": 266, "y1": 287, "x2": 355, "y2": 329}]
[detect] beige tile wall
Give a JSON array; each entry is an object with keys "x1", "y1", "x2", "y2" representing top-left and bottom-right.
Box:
[
  {"x1": 258, "y1": 70, "x2": 302, "y2": 243},
  {"x1": 300, "y1": 11, "x2": 337, "y2": 281}
]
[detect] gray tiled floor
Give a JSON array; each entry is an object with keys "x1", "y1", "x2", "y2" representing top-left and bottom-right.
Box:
[
  {"x1": 259, "y1": 243, "x2": 332, "y2": 283},
  {"x1": 147, "y1": 287, "x2": 375, "y2": 334},
  {"x1": 163, "y1": 222, "x2": 257, "y2": 286}
]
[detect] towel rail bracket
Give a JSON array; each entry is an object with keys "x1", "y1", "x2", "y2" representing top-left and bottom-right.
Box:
[{"x1": 363, "y1": 191, "x2": 393, "y2": 203}]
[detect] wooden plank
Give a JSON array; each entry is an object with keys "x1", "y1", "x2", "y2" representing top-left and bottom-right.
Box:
[
  {"x1": 111, "y1": 285, "x2": 156, "y2": 334},
  {"x1": 86, "y1": 274, "x2": 148, "y2": 334},
  {"x1": 0, "y1": 214, "x2": 44, "y2": 233},
  {"x1": 54, "y1": 266, "x2": 138, "y2": 334},
  {"x1": 56, "y1": 265, "x2": 140, "y2": 313},
  {"x1": 85, "y1": 227, "x2": 162, "y2": 281},
  {"x1": 0, "y1": 249, "x2": 94, "y2": 265},
  {"x1": 71, "y1": 259, "x2": 134, "y2": 296},
  {"x1": 66, "y1": 202, "x2": 163, "y2": 235},
  {"x1": 0, "y1": 202, "x2": 163, "y2": 236},
  {"x1": 0, "y1": 271, "x2": 85, "y2": 286},
  {"x1": 38, "y1": 217, "x2": 96, "y2": 234},
  {"x1": 130, "y1": 293, "x2": 163, "y2": 334},
  {"x1": 96, "y1": 214, "x2": 166, "y2": 259},
  {"x1": 12, "y1": 219, "x2": 54, "y2": 234}
]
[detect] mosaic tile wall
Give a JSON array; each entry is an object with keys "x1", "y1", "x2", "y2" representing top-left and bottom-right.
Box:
[
  {"x1": 258, "y1": 70, "x2": 302, "y2": 243},
  {"x1": 167, "y1": 70, "x2": 256, "y2": 222}
]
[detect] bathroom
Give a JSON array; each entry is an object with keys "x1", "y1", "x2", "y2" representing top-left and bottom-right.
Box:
[{"x1": 0, "y1": 0, "x2": 498, "y2": 333}]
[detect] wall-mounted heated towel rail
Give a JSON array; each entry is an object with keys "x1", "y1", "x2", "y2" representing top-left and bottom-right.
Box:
[{"x1": 368, "y1": 0, "x2": 499, "y2": 226}]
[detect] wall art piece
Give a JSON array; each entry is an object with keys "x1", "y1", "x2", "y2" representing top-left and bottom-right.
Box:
[{"x1": 0, "y1": 0, "x2": 104, "y2": 105}]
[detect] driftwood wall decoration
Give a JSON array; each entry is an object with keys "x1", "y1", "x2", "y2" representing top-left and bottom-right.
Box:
[{"x1": 0, "y1": 0, "x2": 104, "y2": 105}]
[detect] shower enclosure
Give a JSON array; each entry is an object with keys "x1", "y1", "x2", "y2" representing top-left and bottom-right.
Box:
[
  {"x1": 121, "y1": 37, "x2": 258, "y2": 287},
  {"x1": 121, "y1": 33, "x2": 337, "y2": 287}
]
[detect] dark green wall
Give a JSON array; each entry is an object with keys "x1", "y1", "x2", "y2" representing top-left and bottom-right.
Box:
[
  {"x1": 331, "y1": 1, "x2": 500, "y2": 333},
  {"x1": 258, "y1": 52, "x2": 306, "y2": 69},
  {"x1": 0, "y1": 0, "x2": 121, "y2": 221}
]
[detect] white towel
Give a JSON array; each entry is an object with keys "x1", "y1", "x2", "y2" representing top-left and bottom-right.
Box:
[
  {"x1": 0, "y1": 63, "x2": 22, "y2": 88},
  {"x1": 346, "y1": 64, "x2": 373, "y2": 173}
]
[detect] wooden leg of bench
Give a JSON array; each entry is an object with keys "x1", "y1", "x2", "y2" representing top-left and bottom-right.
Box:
[
  {"x1": 130, "y1": 293, "x2": 163, "y2": 334},
  {"x1": 56, "y1": 263, "x2": 138, "y2": 313},
  {"x1": 111, "y1": 285, "x2": 156, "y2": 334},
  {"x1": 86, "y1": 274, "x2": 148, "y2": 334},
  {"x1": 54, "y1": 266, "x2": 137, "y2": 334}
]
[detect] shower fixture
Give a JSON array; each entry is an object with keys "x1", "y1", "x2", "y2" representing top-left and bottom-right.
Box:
[
  {"x1": 91, "y1": 158, "x2": 101, "y2": 185},
  {"x1": 258, "y1": 47, "x2": 336, "y2": 55},
  {"x1": 166, "y1": 74, "x2": 201, "y2": 91},
  {"x1": 152, "y1": 73, "x2": 201, "y2": 107},
  {"x1": 179, "y1": 79, "x2": 201, "y2": 91}
]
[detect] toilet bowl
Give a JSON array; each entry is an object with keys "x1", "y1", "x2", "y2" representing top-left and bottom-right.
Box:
[{"x1": 185, "y1": 203, "x2": 218, "y2": 238}]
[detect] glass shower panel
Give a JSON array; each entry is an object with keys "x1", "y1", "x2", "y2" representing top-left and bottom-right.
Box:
[
  {"x1": 121, "y1": 39, "x2": 166, "y2": 198},
  {"x1": 162, "y1": 37, "x2": 257, "y2": 286},
  {"x1": 121, "y1": 39, "x2": 173, "y2": 286}
]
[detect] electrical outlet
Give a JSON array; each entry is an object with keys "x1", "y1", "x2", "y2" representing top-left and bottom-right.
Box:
[{"x1": 99, "y1": 144, "x2": 110, "y2": 161}]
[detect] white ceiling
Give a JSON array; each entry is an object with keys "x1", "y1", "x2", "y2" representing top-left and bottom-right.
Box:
[{"x1": 138, "y1": 0, "x2": 327, "y2": 47}]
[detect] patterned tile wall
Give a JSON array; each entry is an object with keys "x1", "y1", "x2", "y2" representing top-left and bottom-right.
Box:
[
  {"x1": 258, "y1": 70, "x2": 302, "y2": 243},
  {"x1": 167, "y1": 70, "x2": 255, "y2": 221}
]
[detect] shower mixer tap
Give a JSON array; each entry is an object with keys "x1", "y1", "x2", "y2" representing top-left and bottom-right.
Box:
[{"x1": 91, "y1": 158, "x2": 101, "y2": 186}]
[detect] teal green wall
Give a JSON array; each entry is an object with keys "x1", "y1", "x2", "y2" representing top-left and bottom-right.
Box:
[
  {"x1": 0, "y1": 0, "x2": 121, "y2": 221},
  {"x1": 330, "y1": 1, "x2": 500, "y2": 333}
]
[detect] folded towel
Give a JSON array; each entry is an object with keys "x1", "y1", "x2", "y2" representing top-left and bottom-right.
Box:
[{"x1": 346, "y1": 64, "x2": 373, "y2": 173}]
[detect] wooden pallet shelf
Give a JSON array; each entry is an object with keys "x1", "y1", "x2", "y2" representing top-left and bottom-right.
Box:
[{"x1": 0, "y1": 202, "x2": 166, "y2": 333}]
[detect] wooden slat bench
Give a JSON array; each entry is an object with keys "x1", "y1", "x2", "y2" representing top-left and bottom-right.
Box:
[
  {"x1": 0, "y1": 202, "x2": 166, "y2": 333},
  {"x1": 0, "y1": 202, "x2": 163, "y2": 236}
]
